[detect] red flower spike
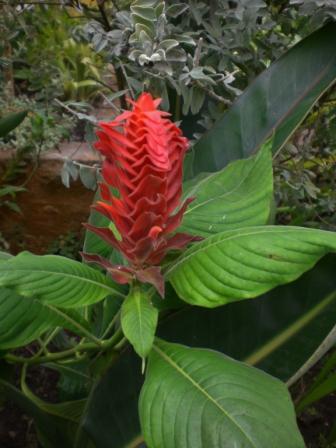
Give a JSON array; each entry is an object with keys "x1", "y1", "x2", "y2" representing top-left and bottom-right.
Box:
[{"x1": 83, "y1": 92, "x2": 201, "y2": 296}]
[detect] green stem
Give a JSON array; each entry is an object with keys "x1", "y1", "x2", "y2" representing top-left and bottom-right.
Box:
[
  {"x1": 98, "y1": 1, "x2": 111, "y2": 31},
  {"x1": 114, "y1": 336, "x2": 127, "y2": 351},
  {"x1": 174, "y1": 93, "x2": 181, "y2": 122},
  {"x1": 118, "y1": 59, "x2": 135, "y2": 100},
  {"x1": 115, "y1": 65, "x2": 128, "y2": 109},
  {"x1": 276, "y1": 206, "x2": 295, "y2": 213},
  {"x1": 101, "y1": 309, "x2": 121, "y2": 339},
  {"x1": 47, "y1": 305, "x2": 103, "y2": 347},
  {"x1": 5, "y1": 327, "x2": 124, "y2": 365}
]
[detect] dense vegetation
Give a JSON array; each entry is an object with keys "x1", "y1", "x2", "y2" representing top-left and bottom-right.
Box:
[{"x1": 0, "y1": 1, "x2": 336, "y2": 447}]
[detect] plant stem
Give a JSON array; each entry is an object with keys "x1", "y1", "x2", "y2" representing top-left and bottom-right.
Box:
[
  {"x1": 5, "y1": 327, "x2": 124, "y2": 365},
  {"x1": 174, "y1": 93, "x2": 181, "y2": 122},
  {"x1": 101, "y1": 309, "x2": 121, "y2": 339},
  {"x1": 115, "y1": 66, "x2": 128, "y2": 109},
  {"x1": 97, "y1": 0, "x2": 111, "y2": 31},
  {"x1": 196, "y1": 81, "x2": 232, "y2": 106},
  {"x1": 118, "y1": 60, "x2": 135, "y2": 100}
]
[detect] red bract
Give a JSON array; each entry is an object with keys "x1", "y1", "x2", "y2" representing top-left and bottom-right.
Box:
[{"x1": 82, "y1": 93, "x2": 200, "y2": 296}]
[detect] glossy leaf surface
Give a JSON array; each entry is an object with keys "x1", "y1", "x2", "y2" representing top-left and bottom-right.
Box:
[
  {"x1": 180, "y1": 140, "x2": 273, "y2": 237},
  {"x1": 139, "y1": 339, "x2": 304, "y2": 448},
  {"x1": 162, "y1": 255, "x2": 336, "y2": 380},
  {"x1": 0, "y1": 252, "x2": 123, "y2": 308},
  {"x1": 0, "y1": 251, "x2": 12, "y2": 261},
  {"x1": 0, "y1": 288, "x2": 90, "y2": 349},
  {"x1": 121, "y1": 288, "x2": 158, "y2": 358},
  {"x1": 76, "y1": 256, "x2": 336, "y2": 448},
  {"x1": 168, "y1": 226, "x2": 336, "y2": 307}
]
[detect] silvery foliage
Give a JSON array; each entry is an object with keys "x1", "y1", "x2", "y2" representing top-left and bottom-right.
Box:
[
  {"x1": 80, "y1": 0, "x2": 242, "y2": 118},
  {"x1": 290, "y1": 0, "x2": 336, "y2": 23},
  {"x1": 79, "y1": 0, "x2": 329, "y2": 130},
  {"x1": 63, "y1": 0, "x2": 334, "y2": 190}
]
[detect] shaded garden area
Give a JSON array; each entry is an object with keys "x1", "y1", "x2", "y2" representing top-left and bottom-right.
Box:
[{"x1": 1, "y1": 1, "x2": 336, "y2": 447}]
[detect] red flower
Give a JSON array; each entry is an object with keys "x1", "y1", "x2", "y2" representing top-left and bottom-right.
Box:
[{"x1": 82, "y1": 93, "x2": 200, "y2": 296}]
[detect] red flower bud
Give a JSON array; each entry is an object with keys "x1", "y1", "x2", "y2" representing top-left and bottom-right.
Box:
[{"x1": 83, "y1": 93, "x2": 201, "y2": 296}]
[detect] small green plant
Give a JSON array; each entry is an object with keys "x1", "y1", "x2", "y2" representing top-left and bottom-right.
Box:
[
  {"x1": 47, "y1": 231, "x2": 84, "y2": 260},
  {"x1": 0, "y1": 108, "x2": 27, "y2": 212},
  {"x1": 0, "y1": 96, "x2": 74, "y2": 182},
  {"x1": 8, "y1": 5, "x2": 105, "y2": 102},
  {"x1": 275, "y1": 90, "x2": 336, "y2": 230}
]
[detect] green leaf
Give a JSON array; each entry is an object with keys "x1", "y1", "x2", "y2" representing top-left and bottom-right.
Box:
[
  {"x1": 80, "y1": 256, "x2": 336, "y2": 447},
  {"x1": 286, "y1": 320, "x2": 336, "y2": 387},
  {"x1": 0, "y1": 252, "x2": 123, "y2": 308},
  {"x1": 168, "y1": 226, "x2": 336, "y2": 308},
  {"x1": 162, "y1": 255, "x2": 336, "y2": 381},
  {"x1": 0, "y1": 287, "x2": 91, "y2": 349},
  {"x1": 0, "y1": 110, "x2": 28, "y2": 138},
  {"x1": 94, "y1": 295, "x2": 123, "y2": 338},
  {"x1": 190, "y1": 23, "x2": 336, "y2": 176},
  {"x1": 83, "y1": 189, "x2": 113, "y2": 259},
  {"x1": 296, "y1": 372, "x2": 336, "y2": 414},
  {"x1": 21, "y1": 365, "x2": 86, "y2": 423},
  {"x1": 0, "y1": 251, "x2": 12, "y2": 261},
  {"x1": 79, "y1": 165, "x2": 97, "y2": 191},
  {"x1": 45, "y1": 362, "x2": 91, "y2": 401},
  {"x1": 0, "y1": 185, "x2": 25, "y2": 197},
  {"x1": 246, "y1": 294, "x2": 336, "y2": 368},
  {"x1": 180, "y1": 140, "x2": 273, "y2": 237},
  {"x1": 139, "y1": 339, "x2": 304, "y2": 448},
  {"x1": 121, "y1": 287, "x2": 158, "y2": 358},
  {"x1": 82, "y1": 352, "x2": 143, "y2": 448}
]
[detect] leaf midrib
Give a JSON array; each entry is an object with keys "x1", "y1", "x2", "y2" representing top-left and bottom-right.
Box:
[
  {"x1": 136, "y1": 292, "x2": 145, "y2": 354},
  {"x1": 0, "y1": 290, "x2": 97, "y2": 346},
  {"x1": 153, "y1": 344, "x2": 257, "y2": 448},
  {"x1": 166, "y1": 226, "x2": 336, "y2": 276},
  {"x1": 183, "y1": 153, "x2": 262, "y2": 216},
  {"x1": 0, "y1": 267, "x2": 124, "y2": 298}
]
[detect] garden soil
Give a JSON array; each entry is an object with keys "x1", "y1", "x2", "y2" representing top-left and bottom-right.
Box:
[{"x1": 0, "y1": 143, "x2": 97, "y2": 254}]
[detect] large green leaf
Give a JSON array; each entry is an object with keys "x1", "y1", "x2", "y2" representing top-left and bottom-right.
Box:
[
  {"x1": 161, "y1": 256, "x2": 336, "y2": 380},
  {"x1": 82, "y1": 256, "x2": 336, "y2": 448},
  {"x1": 0, "y1": 288, "x2": 90, "y2": 350},
  {"x1": 44, "y1": 362, "x2": 91, "y2": 401},
  {"x1": 139, "y1": 339, "x2": 304, "y2": 448},
  {"x1": 180, "y1": 140, "x2": 273, "y2": 237},
  {"x1": 121, "y1": 287, "x2": 158, "y2": 358},
  {"x1": 82, "y1": 350, "x2": 143, "y2": 448},
  {"x1": 93, "y1": 294, "x2": 123, "y2": 338},
  {"x1": 21, "y1": 366, "x2": 86, "y2": 423},
  {"x1": 0, "y1": 251, "x2": 12, "y2": 261},
  {"x1": 286, "y1": 318, "x2": 336, "y2": 387},
  {"x1": 0, "y1": 252, "x2": 123, "y2": 308},
  {"x1": 190, "y1": 22, "x2": 336, "y2": 176},
  {"x1": 0, "y1": 110, "x2": 28, "y2": 138},
  {"x1": 168, "y1": 226, "x2": 336, "y2": 307}
]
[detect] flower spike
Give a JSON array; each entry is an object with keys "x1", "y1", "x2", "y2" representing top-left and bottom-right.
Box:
[{"x1": 83, "y1": 92, "x2": 201, "y2": 296}]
